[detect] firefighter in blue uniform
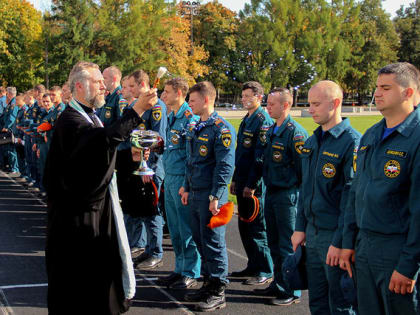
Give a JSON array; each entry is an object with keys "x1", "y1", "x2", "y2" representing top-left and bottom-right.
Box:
[
  {"x1": 98, "y1": 66, "x2": 127, "y2": 126},
  {"x1": 180, "y1": 81, "x2": 236, "y2": 312},
  {"x1": 230, "y1": 81, "x2": 274, "y2": 285},
  {"x1": 126, "y1": 70, "x2": 167, "y2": 270},
  {"x1": 20, "y1": 92, "x2": 35, "y2": 183},
  {"x1": 1, "y1": 87, "x2": 19, "y2": 174},
  {"x1": 157, "y1": 77, "x2": 201, "y2": 289},
  {"x1": 341, "y1": 63, "x2": 420, "y2": 315},
  {"x1": 253, "y1": 88, "x2": 308, "y2": 306},
  {"x1": 13, "y1": 95, "x2": 28, "y2": 177},
  {"x1": 292, "y1": 81, "x2": 359, "y2": 314}
]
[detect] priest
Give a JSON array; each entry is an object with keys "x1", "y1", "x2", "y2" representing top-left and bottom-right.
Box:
[{"x1": 43, "y1": 61, "x2": 157, "y2": 315}]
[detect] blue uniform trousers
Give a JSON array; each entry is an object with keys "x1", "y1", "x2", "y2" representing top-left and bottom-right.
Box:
[
  {"x1": 24, "y1": 136, "x2": 35, "y2": 182},
  {"x1": 5, "y1": 143, "x2": 18, "y2": 172},
  {"x1": 236, "y1": 183, "x2": 273, "y2": 278},
  {"x1": 189, "y1": 189, "x2": 229, "y2": 283},
  {"x1": 15, "y1": 143, "x2": 27, "y2": 177},
  {"x1": 355, "y1": 230, "x2": 419, "y2": 315},
  {"x1": 164, "y1": 174, "x2": 200, "y2": 278},
  {"x1": 264, "y1": 187, "x2": 301, "y2": 297},
  {"x1": 306, "y1": 224, "x2": 356, "y2": 315},
  {"x1": 124, "y1": 214, "x2": 146, "y2": 249}
]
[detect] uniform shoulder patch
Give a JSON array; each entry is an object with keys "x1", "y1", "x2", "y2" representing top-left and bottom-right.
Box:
[
  {"x1": 221, "y1": 132, "x2": 232, "y2": 148},
  {"x1": 152, "y1": 106, "x2": 162, "y2": 121},
  {"x1": 293, "y1": 133, "x2": 304, "y2": 141},
  {"x1": 184, "y1": 110, "x2": 192, "y2": 118},
  {"x1": 286, "y1": 122, "x2": 295, "y2": 130}
]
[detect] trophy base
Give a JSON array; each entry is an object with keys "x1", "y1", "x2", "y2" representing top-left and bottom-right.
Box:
[{"x1": 133, "y1": 169, "x2": 155, "y2": 176}]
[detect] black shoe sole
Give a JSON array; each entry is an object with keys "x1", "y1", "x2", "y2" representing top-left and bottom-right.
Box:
[{"x1": 195, "y1": 301, "x2": 226, "y2": 312}]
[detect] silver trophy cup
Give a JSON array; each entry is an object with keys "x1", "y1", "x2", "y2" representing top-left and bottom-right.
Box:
[{"x1": 130, "y1": 129, "x2": 160, "y2": 176}]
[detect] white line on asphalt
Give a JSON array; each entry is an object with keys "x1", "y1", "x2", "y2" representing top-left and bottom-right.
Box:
[
  {"x1": 0, "y1": 289, "x2": 13, "y2": 314},
  {"x1": 0, "y1": 283, "x2": 48, "y2": 290},
  {"x1": 136, "y1": 273, "x2": 195, "y2": 315},
  {"x1": 227, "y1": 248, "x2": 248, "y2": 260}
]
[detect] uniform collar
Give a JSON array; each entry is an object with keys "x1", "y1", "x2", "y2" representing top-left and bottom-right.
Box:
[
  {"x1": 314, "y1": 117, "x2": 350, "y2": 140},
  {"x1": 374, "y1": 106, "x2": 420, "y2": 139},
  {"x1": 204, "y1": 111, "x2": 218, "y2": 126},
  {"x1": 244, "y1": 106, "x2": 263, "y2": 124},
  {"x1": 107, "y1": 86, "x2": 122, "y2": 99},
  {"x1": 173, "y1": 102, "x2": 189, "y2": 119},
  {"x1": 272, "y1": 114, "x2": 291, "y2": 137}
]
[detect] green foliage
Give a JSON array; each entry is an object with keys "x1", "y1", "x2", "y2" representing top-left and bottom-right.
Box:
[
  {"x1": 0, "y1": 0, "x2": 43, "y2": 90},
  {"x1": 394, "y1": 0, "x2": 420, "y2": 68}
]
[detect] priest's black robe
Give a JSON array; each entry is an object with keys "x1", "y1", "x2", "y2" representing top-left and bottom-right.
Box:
[{"x1": 43, "y1": 104, "x2": 141, "y2": 315}]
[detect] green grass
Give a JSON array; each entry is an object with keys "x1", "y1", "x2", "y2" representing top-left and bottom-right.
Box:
[
  {"x1": 228, "y1": 115, "x2": 383, "y2": 136},
  {"x1": 226, "y1": 115, "x2": 383, "y2": 203}
]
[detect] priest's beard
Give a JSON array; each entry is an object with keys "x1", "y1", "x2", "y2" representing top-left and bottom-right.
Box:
[{"x1": 84, "y1": 85, "x2": 105, "y2": 109}]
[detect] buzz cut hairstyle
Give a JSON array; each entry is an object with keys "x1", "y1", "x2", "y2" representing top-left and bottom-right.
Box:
[
  {"x1": 34, "y1": 84, "x2": 46, "y2": 93},
  {"x1": 105, "y1": 66, "x2": 122, "y2": 80},
  {"x1": 50, "y1": 86, "x2": 62, "y2": 93},
  {"x1": 165, "y1": 77, "x2": 189, "y2": 98},
  {"x1": 68, "y1": 61, "x2": 100, "y2": 93},
  {"x1": 189, "y1": 81, "x2": 216, "y2": 102},
  {"x1": 269, "y1": 87, "x2": 293, "y2": 104},
  {"x1": 129, "y1": 70, "x2": 150, "y2": 87},
  {"x1": 242, "y1": 81, "x2": 264, "y2": 96},
  {"x1": 378, "y1": 62, "x2": 420, "y2": 91}
]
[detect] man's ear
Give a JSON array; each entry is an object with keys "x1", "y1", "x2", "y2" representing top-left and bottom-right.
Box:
[{"x1": 404, "y1": 87, "x2": 414, "y2": 99}]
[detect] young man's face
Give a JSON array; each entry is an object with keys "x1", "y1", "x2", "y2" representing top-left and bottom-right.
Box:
[
  {"x1": 241, "y1": 88, "x2": 260, "y2": 110},
  {"x1": 188, "y1": 92, "x2": 206, "y2": 116},
  {"x1": 160, "y1": 84, "x2": 179, "y2": 107},
  {"x1": 128, "y1": 76, "x2": 148, "y2": 99},
  {"x1": 42, "y1": 96, "x2": 53, "y2": 110},
  {"x1": 266, "y1": 93, "x2": 284, "y2": 120},
  {"x1": 308, "y1": 87, "x2": 335, "y2": 126},
  {"x1": 49, "y1": 90, "x2": 62, "y2": 105},
  {"x1": 121, "y1": 80, "x2": 132, "y2": 100},
  {"x1": 374, "y1": 74, "x2": 406, "y2": 113}
]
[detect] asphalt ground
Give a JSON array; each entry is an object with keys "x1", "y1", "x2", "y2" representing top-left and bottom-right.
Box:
[{"x1": 0, "y1": 171, "x2": 310, "y2": 314}]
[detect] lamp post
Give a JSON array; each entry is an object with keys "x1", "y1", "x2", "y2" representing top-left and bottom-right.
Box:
[{"x1": 181, "y1": 1, "x2": 200, "y2": 55}]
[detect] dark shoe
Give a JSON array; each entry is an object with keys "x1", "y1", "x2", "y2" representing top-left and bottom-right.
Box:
[
  {"x1": 253, "y1": 285, "x2": 279, "y2": 296},
  {"x1": 270, "y1": 294, "x2": 300, "y2": 306},
  {"x1": 230, "y1": 268, "x2": 256, "y2": 277},
  {"x1": 135, "y1": 256, "x2": 162, "y2": 270},
  {"x1": 133, "y1": 252, "x2": 150, "y2": 264},
  {"x1": 185, "y1": 278, "x2": 211, "y2": 302},
  {"x1": 195, "y1": 279, "x2": 226, "y2": 312},
  {"x1": 243, "y1": 276, "x2": 273, "y2": 286},
  {"x1": 131, "y1": 247, "x2": 145, "y2": 259},
  {"x1": 156, "y1": 272, "x2": 182, "y2": 286},
  {"x1": 169, "y1": 276, "x2": 197, "y2": 289}
]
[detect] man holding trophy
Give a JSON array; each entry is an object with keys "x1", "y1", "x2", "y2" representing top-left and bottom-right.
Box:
[{"x1": 43, "y1": 61, "x2": 157, "y2": 314}]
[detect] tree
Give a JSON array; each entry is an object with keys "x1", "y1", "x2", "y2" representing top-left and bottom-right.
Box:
[
  {"x1": 0, "y1": 0, "x2": 43, "y2": 90},
  {"x1": 46, "y1": 0, "x2": 96, "y2": 86},
  {"x1": 394, "y1": 0, "x2": 420, "y2": 68}
]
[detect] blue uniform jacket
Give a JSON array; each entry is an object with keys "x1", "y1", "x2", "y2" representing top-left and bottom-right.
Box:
[
  {"x1": 296, "y1": 118, "x2": 360, "y2": 248},
  {"x1": 258, "y1": 115, "x2": 308, "y2": 190},
  {"x1": 184, "y1": 111, "x2": 236, "y2": 199},
  {"x1": 163, "y1": 102, "x2": 198, "y2": 176},
  {"x1": 2, "y1": 98, "x2": 17, "y2": 130},
  {"x1": 41, "y1": 103, "x2": 66, "y2": 145},
  {"x1": 98, "y1": 86, "x2": 127, "y2": 127},
  {"x1": 137, "y1": 99, "x2": 167, "y2": 179},
  {"x1": 0, "y1": 95, "x2": 6, "y2": 117},
  {"x1": 233, "y1": 106, "x2": 273, "y2": 189},
  {"x1": 343, "y1": 108, "x2": 420, "y2": 279},
  {"x1": 13, "y1": 105, "x2": 28, "y2": 138}
]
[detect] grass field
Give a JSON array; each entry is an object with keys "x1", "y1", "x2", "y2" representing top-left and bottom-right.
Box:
[
  {"x1": 226, "y1": 115, "x2": 383, "y2": 204},
  {"x1": 227, "y1": 115, "x2": 383, "y2": 136}
]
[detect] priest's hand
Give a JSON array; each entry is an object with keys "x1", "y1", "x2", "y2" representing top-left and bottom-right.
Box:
[{"x1": 133, "y1": 88, "x2": 158, "y2": 117}]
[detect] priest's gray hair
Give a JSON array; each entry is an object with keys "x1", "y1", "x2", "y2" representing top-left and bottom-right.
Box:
[
  {"x1": 6, "y1": 87, "x2": 16, "y2": 96},
  {"x1": 68, "y1": 61, "x2": 100, "y2": 93}
]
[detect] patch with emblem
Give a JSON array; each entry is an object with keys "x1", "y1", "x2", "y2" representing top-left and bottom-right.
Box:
[
  {"x1": 171, "y1": 134, "x2": 179, "y2": 145},
  {"x1": 243, "y1": 137, "x2": 252, "y2": 148},
  {"x1": 293, "y1": 134, "x2": 304, "y2": 141},
  {"x1": 384, "y1": 160, "x2": 400, "y2": 178},
  {"x1": 105, "y1": 110, "x2": 111, "y2": 119},
  {"x1": 199, "y1": 145, "x2": 208, "y2": 157},
  {"x1": 272, "y1": 151, "x2": 282, "y2": 162},
  {"x1": 294, "y1": 141, "x2": 304, "y2": 154},
  {"x1": 260, "y1": 132, "x2": 267, "y2": 144},
  {"x1": 152, "y1": 109, "x2": 162, "y2": 121},
  {"x1": 138, "y1": 123, "x2": 146, "y2": 130},
  {"x1": 386, "y1": 149, "x2": 407, "y2": 158},
  {"x1": 322, "y1": 163, "x2": 336, "y2": 178},
  {"x1": 221, "y1": 133, "x2": 232, "y2": 148}
]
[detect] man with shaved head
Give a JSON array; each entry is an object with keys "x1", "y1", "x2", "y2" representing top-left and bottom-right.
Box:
[
  {"x1": 341, "y1": 62, "x2": 420, "y2": 314},
  {"x1": 98, "y1": 65, "x2": 127, "y2": 126},
  {"x1": 291, "y1": 80, "x2": 360, "y2": 314}
]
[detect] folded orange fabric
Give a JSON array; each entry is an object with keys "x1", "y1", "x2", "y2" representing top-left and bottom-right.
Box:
[
  {"x1": 207, "y1": 201, "x2": 234, "y2": 229},
  {"x1": 37, "y1": 122, "x2": 52, "y2": 132}
]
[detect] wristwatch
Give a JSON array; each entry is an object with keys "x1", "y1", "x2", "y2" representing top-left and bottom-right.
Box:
[{"x1": 209, "y1": 195, "x2": 219, "y2": 202}]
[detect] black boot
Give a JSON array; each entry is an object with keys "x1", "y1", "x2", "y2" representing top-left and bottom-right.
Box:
[
  {"x1": 195, "y1": 278, "x2": 226, "y2": 312},
  {"x1": 184, "y1": 277, "x2": 210, "y2": 302}
]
